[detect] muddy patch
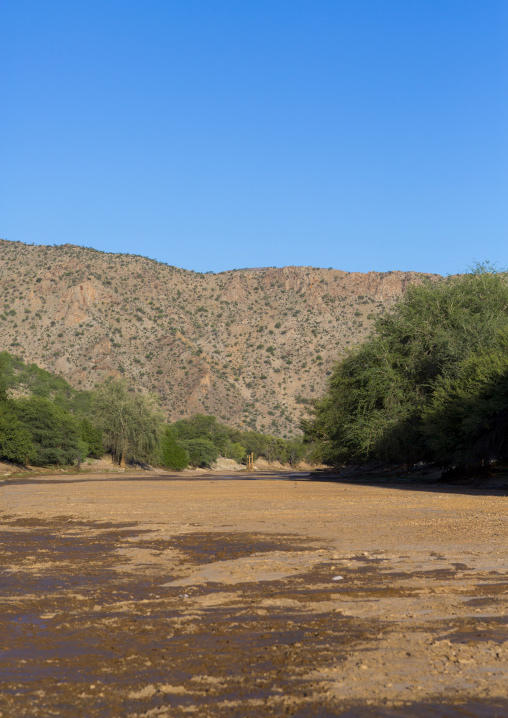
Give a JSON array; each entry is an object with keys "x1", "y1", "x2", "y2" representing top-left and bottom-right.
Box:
[{"x1": 0, "y1": 515, "x2": 507, "y2": 717}]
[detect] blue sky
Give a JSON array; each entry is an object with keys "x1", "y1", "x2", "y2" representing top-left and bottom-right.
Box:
[{"x1": 1, "y1": 1, "x2": 506, "y2": 275}]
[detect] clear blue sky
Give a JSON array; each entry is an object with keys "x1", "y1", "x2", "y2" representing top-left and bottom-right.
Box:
[{"x1": 1, "y1": 1, "x2": 506, "y2": 274}]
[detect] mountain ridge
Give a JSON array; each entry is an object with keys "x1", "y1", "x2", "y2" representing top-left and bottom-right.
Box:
[{"x1": 0, "y1": 239, "x2": 440, "y2": 436}]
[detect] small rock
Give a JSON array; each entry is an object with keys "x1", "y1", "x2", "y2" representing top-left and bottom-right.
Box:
[{"x1": 128, "y1": 684, "x2": 157, "y2": 699}]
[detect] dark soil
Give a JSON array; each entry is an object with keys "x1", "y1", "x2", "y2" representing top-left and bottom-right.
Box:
[{"x1": 1, "y1": 515, "x2": 507, "y2": 717}]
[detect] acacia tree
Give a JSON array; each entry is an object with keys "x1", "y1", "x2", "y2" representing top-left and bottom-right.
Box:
[
  {"x1": 91, "y1": 379, "x2": 164, "y2": 465},
  {"x1": 306, "y1": 265, "x2": 508, "y2": 466}
]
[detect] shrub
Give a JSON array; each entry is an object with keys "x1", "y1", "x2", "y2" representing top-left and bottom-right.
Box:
[
  {"x1": 160, "y1": 428, "x2": 189, "y2": 470},
  {"x1": 225, "y1": 441, "x2": 246, "y2": 464},
  {"x1": 181, "y1": 438, "x2": 219, "y2": 468}
]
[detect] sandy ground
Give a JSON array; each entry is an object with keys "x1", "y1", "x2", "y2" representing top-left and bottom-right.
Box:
[{"x1": 0, "y1": 471, "x2": 507, "y2": 717}]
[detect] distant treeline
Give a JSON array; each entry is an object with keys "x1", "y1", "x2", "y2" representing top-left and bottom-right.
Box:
[
  {"x1": 0, "y1": 353, "x2": 307, "y2": 469},
  {"x1": 168, "y1": 414, "x2": 306, "y2": 469},
  {"x1": 304, "y1": 263, "x2": 508, "y2": 471}
]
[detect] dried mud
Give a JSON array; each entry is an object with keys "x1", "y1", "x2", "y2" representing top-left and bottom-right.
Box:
[{"x1": 0, "y1": 472, "x2": 507, "y2": 717}]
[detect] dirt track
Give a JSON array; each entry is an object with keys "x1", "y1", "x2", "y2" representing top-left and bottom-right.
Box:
[{"x1": 0, "y1": 471, "x2": 507, "y2": 717}]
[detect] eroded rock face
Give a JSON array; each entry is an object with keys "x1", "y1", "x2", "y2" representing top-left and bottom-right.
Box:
[
  {"x1": 0, "y1": 240, "x2": 440, "y2": 434},
  {"x1": 57, "y1": 280, "x2": 97, "y2": 326}
]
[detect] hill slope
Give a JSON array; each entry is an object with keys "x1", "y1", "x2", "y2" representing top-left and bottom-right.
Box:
[{"x1": 0, "y1": 240, "x2": 438, "y2": 436}]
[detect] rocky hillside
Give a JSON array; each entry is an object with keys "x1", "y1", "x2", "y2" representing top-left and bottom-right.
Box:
[{"x1": 0, "y1": 240, "x2": 439, "y2": 437}]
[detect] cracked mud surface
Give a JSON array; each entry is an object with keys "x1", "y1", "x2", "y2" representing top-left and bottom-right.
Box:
[{"x1": 0, "y1": 473, "x2": 507, "y2": 716}]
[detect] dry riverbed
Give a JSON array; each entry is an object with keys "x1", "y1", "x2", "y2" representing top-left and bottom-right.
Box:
[{"x1": 0, "y1": 471, "x2": 507, "y2": 717}]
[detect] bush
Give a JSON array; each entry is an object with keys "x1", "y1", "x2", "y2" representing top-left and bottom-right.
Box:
[
  {"x1": 160, "y1": 428, "x2": 189, "y2": 470},
  {"x1": 287, "y1": 439, "x2": 307, "y2": 467},
  {"x1": 171, "y1": 414, "x2": 229, "y2": 453},
  {"x1": 225, "y1": 441, "x2": 246, "y2": 464},
  {"x1": 169, "y1": 414, "x2": 309, "y2": 466},
  {"x1": 181, "y1": 438, "x2": 219, "y2": 468}
]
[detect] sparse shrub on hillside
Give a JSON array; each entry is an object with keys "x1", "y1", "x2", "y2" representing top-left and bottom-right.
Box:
[
  {"x1": 0, "y1": 240, "x2": 422, "y2": 439},
  {"x1": 0, "y1": 351, "x2": 84, "y2": 410}
]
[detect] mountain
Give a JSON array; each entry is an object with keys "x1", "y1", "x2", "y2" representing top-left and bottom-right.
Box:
[{"x1": 0, "y1": 239, "x2": 438, "y2": 437}]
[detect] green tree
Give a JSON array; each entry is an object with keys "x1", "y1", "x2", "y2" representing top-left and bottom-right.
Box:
[
  {"x1": 263, "y1": 436, "x2": 289, "y2": 464},
  {"x1": 14, "y1": 397, "x2": 81, "y2": 465},
  {"x1": 79, "y1": 418, "x2": 103, "y2": 459},
  {"x1": 238, "y1": 431, "x2": 263, "y2": 458},
  {"x1": 287, "y1": 439, "x2": 306, "y2": 466},
  {"x1": 160, "y1": 427, "x2": 189, "y2": 470},
  {"x1": 169, "y1": 415, "x2": 309, "y2": 467},
  {"x1": 307, "y1": 267, "x2": 508, "y2": 466},
  {"x1": 181, "y1": 438, "x2": 219, "y2": 468},
  {"x1": 224, "y1": 441, "x2": 246, "y2": 464},
  {"x1": 91, "y1": 379, "x2": 164, "y2": 464},
  {"x1": 171, "y1": 414, "x2": 230, "y2": 453},
  {"x1": 0, "y1": 405, "x2": 34, "y2": 463},
  {"x1": 422, "y1": 327, "x2": 508, "y2": 466}
]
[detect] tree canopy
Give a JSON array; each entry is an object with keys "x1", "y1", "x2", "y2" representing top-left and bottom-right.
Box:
[
  {"x1": 422, "y1": 327, "x2": 508, "y2": 467},
  {"x1": 160, "y1": 427, "x2": 189, "y2": 470},
  {"x1": 14, "y1": 397, "x2": 85, "y2": 466},
  {"x1": 0, "y1": 405, "x2": 34, "y2": 464},
  {"x1": 91, "y1": 379, "x2": 164, "y2": 464},
  {"x1": 306, "y1": 266, "x2": 508, "y2": 469},
  {"x1": 0, "y1": 355, "x2": 309, "y2": 470}
]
